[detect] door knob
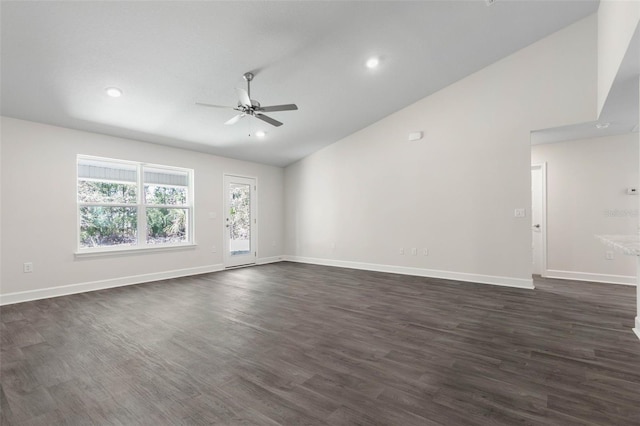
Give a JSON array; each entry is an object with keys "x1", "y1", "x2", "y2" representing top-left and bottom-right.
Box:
[{"x1": 533, "y1": 224, "x2": 540, "y2": 229}]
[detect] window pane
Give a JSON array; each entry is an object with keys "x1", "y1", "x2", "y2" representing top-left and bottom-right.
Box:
[
  {"x1": 144, "y1": 185, "x2": 187, "y2": 206},
  {"x1": 80, "y1": 206, "x2": 137, "y2": 248},
  {"x1": 146, "y1": 208, "x2": 188, "y2": 244},
  {"x1": 78, "y1": 181, "x2": 137, "y2": 203}
]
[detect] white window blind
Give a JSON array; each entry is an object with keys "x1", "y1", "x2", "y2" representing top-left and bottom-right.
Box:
[
  {"x1": 78, "y1": 160, "x2": 136, "y2": 182},
  {"x1": 144, "y1": 167, "x2": 188, "y2": 186}
]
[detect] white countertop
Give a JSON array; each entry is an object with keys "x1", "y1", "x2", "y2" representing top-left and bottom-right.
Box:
[{"x1": 596, "y1": 234, "x2": 640, "y2": 256}]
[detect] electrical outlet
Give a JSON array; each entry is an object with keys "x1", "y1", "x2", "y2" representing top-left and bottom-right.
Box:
[
  {"x1": 514, "y1": 208, "x2": 526, "y2": 218},
  {"x1": 605, "y1": 251, "x2": 614, "y2": 260},
  {"x1": 411, "y1": 248, "x2": 417, "y2": 256},
  {"x1": 23, "y1": 262, "x2": 33, "y2": 273},
  {"x1": 212, "y1": 246, "x2": 217, "y2": 253},
  {"x1": 399, "y1": 248, "x2": 404, "y2": 255},
  {"x1": 423, "y1": 248, "x2": 429, "y2": 256}
]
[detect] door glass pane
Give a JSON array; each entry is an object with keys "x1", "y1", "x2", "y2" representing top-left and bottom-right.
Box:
[{"x1": 228, "y1": 183, "x2": 251, "y2": 256}]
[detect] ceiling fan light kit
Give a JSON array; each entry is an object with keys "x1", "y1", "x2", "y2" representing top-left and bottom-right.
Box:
[{"x1": 196, "y1": 72, "x2": 298, "y2": 128}]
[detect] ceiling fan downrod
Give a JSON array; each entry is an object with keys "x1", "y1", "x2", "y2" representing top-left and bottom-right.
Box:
[{"x1": 243, "y1": 72, "x2": 254, "y2": 100}]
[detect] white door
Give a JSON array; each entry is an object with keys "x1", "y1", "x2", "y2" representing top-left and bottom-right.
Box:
[
  {"x1": 224, "y1": 175, "x2": 257, "y2": 268},
  {"x1": 531, "y1": 164, "x2": 546, "y2": 276}
]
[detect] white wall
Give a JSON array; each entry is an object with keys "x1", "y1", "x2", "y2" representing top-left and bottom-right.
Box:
[
  {"x1": 597, "y1": 0, "x2": 640, "y2": 115},
  {"x1": 284, "y1": 15, "x2": 598, "y2": 287},
  {"x1": 636, "y1": 78, "x2": 640, "y2": 338},
  {"x1": 532, "y1": 134, "x2": 638, "y2": 284},
  {"x1": 0, "y1": 117, "x2": 284, "y2": 302}
]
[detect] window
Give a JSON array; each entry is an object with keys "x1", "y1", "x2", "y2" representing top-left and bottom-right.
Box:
[{"x1": 77, "y1": 156, "x2": 193, "y2": 252}]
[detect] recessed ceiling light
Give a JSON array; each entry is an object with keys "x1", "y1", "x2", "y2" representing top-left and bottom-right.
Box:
[
  {"x1": 255, "y1": 130, "x2": 266, "y2": 138},
  {"x1": 105, "y1": 87, "x2": 123, "y2": 98},
  {"x1": 595, "y1": 122, "x2": 610, "y2": 129},
  {"x1": 366, "y1": 57, "x2": 380, "y2": 69}
]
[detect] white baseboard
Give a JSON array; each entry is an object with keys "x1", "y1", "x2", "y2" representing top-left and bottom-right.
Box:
[
  {"x1": 8, "y1": 260, "x2": 631, "y2": 306},
  {"x1": 544, "y1": 269, "x2": 636, "y2": 286},
  {"x1": 257, "y1": 256, "x2": 285, "y2": 265},
  {"x1": 0, "y1": 264, "x2": 224, "y2": 306},
  {"x1": 284, "y1": 255, "x2": 534, "y2": 289}
]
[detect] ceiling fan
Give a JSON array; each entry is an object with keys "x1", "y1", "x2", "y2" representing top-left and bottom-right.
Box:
[{"x1": 196, "y1": 72, "x2": 298, "y2": 127}]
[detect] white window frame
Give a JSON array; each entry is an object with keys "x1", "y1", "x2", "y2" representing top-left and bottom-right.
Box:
[{"x1": 76, "y1": 155, "x2": 195, "y2": 256}]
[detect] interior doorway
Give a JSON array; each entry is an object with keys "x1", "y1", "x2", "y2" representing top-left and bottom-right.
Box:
[
  {"x1": 223, "y1": 174, "x2": 257, "y2": 268},
  {"x1": 531, "y1": 163, "x2": 547, "y2": 276}
]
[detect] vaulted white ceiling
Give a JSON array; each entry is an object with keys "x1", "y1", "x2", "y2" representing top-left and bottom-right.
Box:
[{"x1": 1, "y1": 1, "x2": 599, "y2": 166}]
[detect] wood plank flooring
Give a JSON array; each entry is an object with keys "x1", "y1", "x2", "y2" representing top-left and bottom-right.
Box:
[{"x1": 1, "y1": 262, "x2": 639, "y2": 425}]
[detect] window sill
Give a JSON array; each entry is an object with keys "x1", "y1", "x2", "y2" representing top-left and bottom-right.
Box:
[{"x1": 75, "y1": 243, "x2": 197, "y2": 258}]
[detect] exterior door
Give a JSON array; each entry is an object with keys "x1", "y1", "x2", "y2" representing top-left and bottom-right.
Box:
[
  {"x1": 531, "y1": 164, "x2": 546, "y2": 276},
  {"x1": 224, "y1": 175, "x2": 257, "y2": 268}
]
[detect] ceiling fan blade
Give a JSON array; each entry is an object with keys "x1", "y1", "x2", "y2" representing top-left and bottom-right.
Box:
[
  {"x1": 196, "y1": 102, "x2": 234, "y2": 109},
  {"x1": 225, "y1": 114, "x2": 244, "y2": 125},
  {"x1": 255, "y1": 113, "x2": 283, "y2": 127},
  {"x1": 235, "y1": 88, "x2": 251, "y2": 107},
  {"x1": 257, "y1": 104, "x2": 298, "y2": 112}
]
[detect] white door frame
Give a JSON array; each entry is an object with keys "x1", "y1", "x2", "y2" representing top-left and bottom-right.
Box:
[
  {"x1": 223, "y1": 174, "x2": 258, "y2": 268},
  {"x1": 531, "y1": 163, "x2": 548, "y2": 277}
]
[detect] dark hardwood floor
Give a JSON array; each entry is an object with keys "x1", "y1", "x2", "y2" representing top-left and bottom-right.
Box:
[{"x1": 1, "y1": 262, "x2": 639, "y2": 425}]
